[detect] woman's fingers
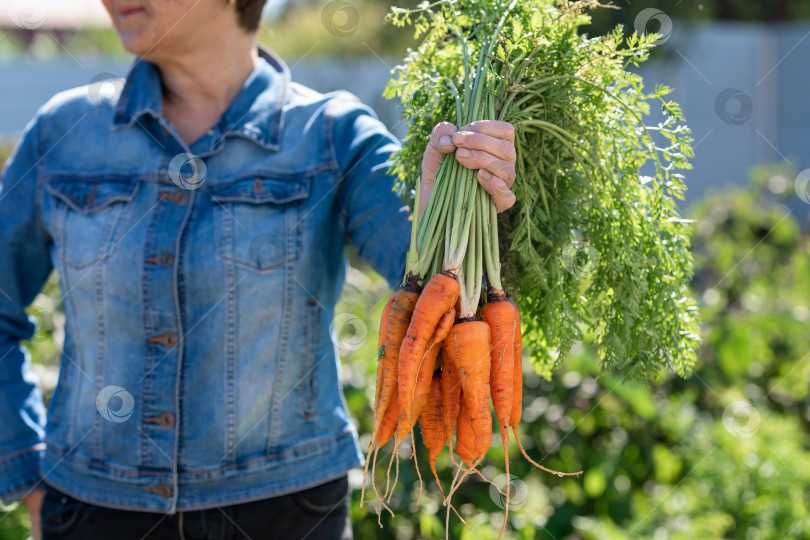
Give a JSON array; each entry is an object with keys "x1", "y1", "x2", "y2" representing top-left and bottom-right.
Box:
[
  {"x1": 478, "y1": 169, "x2": 516, "y2": 213},
  {"x1": 451, "y1": 130, "x2": 516, "y2": 164},
  {"x1": 433, "y1": 122, "x2": 459, "y2": 154},
  {"x1": 420, "y1": 119, "x2": 517, "y2": 216},
  {"x1": 419, "y1": 122, "x2": 458, "y2": 218},
  {"x1": 453, "y1": 148, "x2": 516, "y2": 187},
  {"x1": 452, "y1": 121, "x2": 517, "y2": 188},
  {"x1": 459, "y1": 120, "x2": 515, "y2": 144}
]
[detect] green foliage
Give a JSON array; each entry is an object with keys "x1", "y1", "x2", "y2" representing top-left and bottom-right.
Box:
[{"x1": 383, "y1": 0, "x2": 699, "y2": 384}]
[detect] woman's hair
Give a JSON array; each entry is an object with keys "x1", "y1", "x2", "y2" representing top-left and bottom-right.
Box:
[{"x1": 236, "y1": 0, "x2": 268, "y2": 32}]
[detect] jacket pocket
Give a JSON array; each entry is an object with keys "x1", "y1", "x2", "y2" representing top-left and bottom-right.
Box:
[
  {"x1": 211, "y1": 174, "x2": 310, "y2": 272},
  {"x1": 45, "y1": 177, "x2": 140, "y2": 270}
]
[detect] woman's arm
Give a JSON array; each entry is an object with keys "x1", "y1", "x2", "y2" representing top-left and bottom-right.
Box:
[
  {"x1": 0, "y1": 111, "x2": 53, "y2": 507},
  {"x1": 330, "y1": 98, "x2": 412, "y2": 289}
]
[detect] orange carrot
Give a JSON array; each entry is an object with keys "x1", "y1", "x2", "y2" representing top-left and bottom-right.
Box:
[
  {"x1": 399, "y1": 306, "x2": 456, "y2": 434},
  {"x1": 482, "y1": 292, "x2": 518, "y2": 539},
  {"x1": 397, "y1": 272, "x2": 460, "y2": 429},
  {"x1": 361, "y1": 281, "x2": 421, "y2": 508},
  {"x1": 376, "y1": 285, "x2": 420, "y2": 423},
  {"x1": 377, "y1": 389, "x2": 399, "y2": 447},
  {"x1": 481, "y1": 291, "x2": 517, "y2": 538},
  {"x1": 440, "y1": 347, "x2": 462, "y2": 447},
  {"x1": 387, "y1": 306, "x2": 456, "y2": 500},
  {"x1": 396, "y1": 343, "x2": 441, "y2": 441},
  {"x1": 374, "y1": 294, "x2": 396, "y2": 413},
  {"x1": 507, "y1": 301, "x2": 582, "y2": 478},
  {"x1": 422, "y1": 378, "x2": 470, "y2": 533},
  {"x1": 483, "y1": 292, "x2": 517, "y2": 435},
  {"x1": 445, "y1": 390, "x2": 495, "y2": 508},
  {"x1": 418, "y1": 373, "x2": 447, "y2": 498},
  {"x1": 444, "y1": 320, "x2": 492, "y2": 457},
  {"x1": 509, "y1": 302, "x2": 522, "y2": 428},
  {"x1": 441, "y1": 320, "x2": 494, "y2": 512},
  {"x1": 455, "y1": 391, "x2": 477, "y2": 467}
]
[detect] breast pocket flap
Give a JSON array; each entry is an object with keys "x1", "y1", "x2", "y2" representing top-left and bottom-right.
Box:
[
  {"x1": 46, "y1": 178, "x2": 140, "y2": 215},
  {"x1": 210, "y1": 175, "x2": 310, "y2": 205}
]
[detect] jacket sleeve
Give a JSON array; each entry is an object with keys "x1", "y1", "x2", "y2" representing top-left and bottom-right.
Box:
[
  {"x1": 329, "y1": 95, "x2": 412, "y2": 290},
  {"x1": 0, "y1": 111, "x2": 53, "y2": 503}
]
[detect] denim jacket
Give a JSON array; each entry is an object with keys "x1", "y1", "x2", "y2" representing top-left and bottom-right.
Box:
[{"x1": 0, "y1": 47, "x2": 411, "y2": 512}]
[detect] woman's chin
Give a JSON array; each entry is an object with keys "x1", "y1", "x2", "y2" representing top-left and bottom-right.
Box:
[{"x1": 118, "y1": 33, "x2": 154, "y2": 58}]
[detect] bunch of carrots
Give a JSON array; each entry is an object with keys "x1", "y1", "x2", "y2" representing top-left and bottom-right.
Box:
[
  {"x1": 358, "y1": 0, "x2": 701, "y2": 535},
  {"x1": 360, "y1": 2, "x2": 581, "y2": 536}
]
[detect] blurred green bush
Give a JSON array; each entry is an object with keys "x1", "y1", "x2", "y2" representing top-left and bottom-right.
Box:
[{"x1": 2, "y1": 133, "x2": 809, "y2": 539}]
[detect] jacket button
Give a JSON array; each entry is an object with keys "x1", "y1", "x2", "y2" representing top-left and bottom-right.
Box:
[
  {"x1": 159, "y1": 252, "x2": 174, "y2": 267},
  {"x1": 86, "y1": 185, "x2": 98, "y2": 205},
  {"x1": 166, "y1": 191, "x2": 188, "y2": 205},
  {"x1": 158, "y1": 411, "x2": 175, "y2": 428},
  {"x1": 146, "y1": 484, "x2": 172, "y2": 499},
  {"x1": 147, "y1": 412, "x2": 176, "y2": 428},
  {"x1": 148, "y1": 332, "x2": 178, "y2": 348}
]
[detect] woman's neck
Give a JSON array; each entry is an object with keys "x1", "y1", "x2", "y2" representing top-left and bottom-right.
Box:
[{"x1": 157, "y1": 36, "x2": 259, "y2": 146}]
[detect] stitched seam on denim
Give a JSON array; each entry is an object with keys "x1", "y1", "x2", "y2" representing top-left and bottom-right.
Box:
[
  {"x1": 1, "y1": 479, "x2": 43, "y2": 503},
  {"x1": 0, "y1": 444, "x2": 45, "y2": 467},
  {"x1": 46, "y1": 428, "x2": 355, "y2": 476},
  {"x1": 302, "y1": 302, "x2": 318, "y2": 419},
  {"x1": 58, "y1": 228, "x2": 81, "y2": 448},
  {"x1": 171, "y1": 188, "x2": 197, "y2": 511},
  {"x1": 41, "y1": 171, "x2": 163, "y2": 182},
  {"x1": 91, "y1": 230, "x2": 107, "y2": 461},
  {"x1": 270, "y1": 57, "x2": 287, "y2": 147},
  {"x1": 90, "y1": 196, "x2": 130, "y2": 460},
  {"x1": 57, "y1": 195, "x2": 130, "y2": 270},
  {"x1": 140, "y1": 192, "x2": 162, "y2": 468},
  {"x1": 223, "y1": 202, "x2": 237, "y2": 465},
  {"x1": 54, "y1": 197, "x2": 69, "y2": 272},
  {"x1": 45, "y1": 308, "x2": 72, "y2": 421},
  {"x1": 44, "y1": 182, "x2": 140, "y2": 215},
  {"x1": 324, "y1": 103, "x2": 354, "y2": 227},
  {"x1": 35, "y1": 177, "x2": 53, "y2": 243},
  {"x1": 324, "y1": 101, "x2": 340, "y2": 192},
  {"x1": 214, "y1": 163, "x2": 337, "y2": 183},
  {"x1": 265, "y1": 202, "x2": 297, "y2": 453},
  {"x1": 175, "y1": 201, "x2": 192, "y2": 475}
]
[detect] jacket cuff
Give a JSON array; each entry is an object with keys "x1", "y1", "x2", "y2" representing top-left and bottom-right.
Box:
[{"x1": 0, "y1": 444, "x2": 45, "y2": 504}]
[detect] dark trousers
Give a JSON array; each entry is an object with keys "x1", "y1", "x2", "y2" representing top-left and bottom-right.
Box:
[{"x1": 39, "y1": 476, "x2": 352, "y2": 540}]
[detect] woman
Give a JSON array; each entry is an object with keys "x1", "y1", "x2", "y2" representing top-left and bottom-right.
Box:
[{"x1": 0, "y1": 0, "x2": 516, "y2": 538}]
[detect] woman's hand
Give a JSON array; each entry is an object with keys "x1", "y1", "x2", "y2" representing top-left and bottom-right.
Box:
[
  {"x1": 22, "y1": 489, "x2": 44, "y2": 540},
  {"x1": 419, "y1": 120, "x2": 517, "y2": 218}
]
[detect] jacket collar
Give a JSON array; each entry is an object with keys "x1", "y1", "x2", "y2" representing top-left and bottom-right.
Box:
[{"x1": 112, "y1": 46, "x2": 289, "y2": 151}]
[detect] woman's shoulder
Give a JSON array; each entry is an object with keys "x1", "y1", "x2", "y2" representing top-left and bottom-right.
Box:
[
  {"x1": 285, "y1": 80, "x2": 380, "y2": 119},
  {"x1": 29, "y1": 82, "x2": 117, "y2": 134}
]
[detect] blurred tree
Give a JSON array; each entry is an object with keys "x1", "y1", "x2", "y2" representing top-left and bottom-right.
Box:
[
  {"x1": 584, "y1": 0, "x2": 810, "y2": 39},
  {"x1": 258, "y1": 0, "x2": 420, "y2": 58}
]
